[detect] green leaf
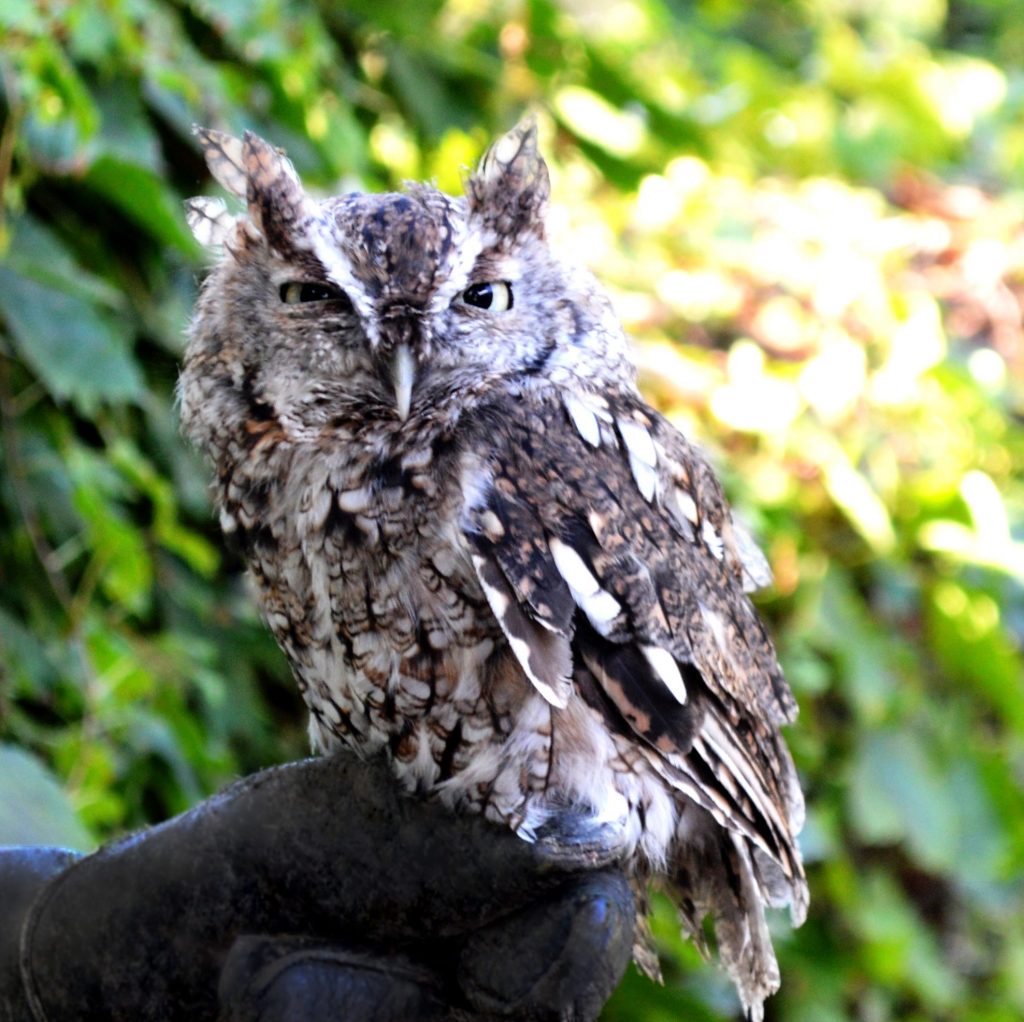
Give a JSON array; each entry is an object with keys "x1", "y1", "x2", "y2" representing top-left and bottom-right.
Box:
[
  {"x1": 0, "y1": 0, "x2": 46, "y2": 32},
  {"x1": 0, "y1": 609, "x2": 63, "y2": 697},
  {"x1": 848, "y1": 729, "x2": 960, "y2": 872},
  {"x1": 0, "y1": 266, "x2": 143, "y2": 411},
  {"x1": 92, "y1": 80, "x2": 164, "y2": 171},
  {"x1": 0, "y1": 745, "x2": 94, "y2": 851},
  {"x1": 83, "y1": 156, "x2": 200, "y2": 256},
  {"x1": 851, "y1": 871, "x2": 961, "y2": 1008},
  {"x1": 4, "y1": 214, "x2": 124, "y2": 308}
]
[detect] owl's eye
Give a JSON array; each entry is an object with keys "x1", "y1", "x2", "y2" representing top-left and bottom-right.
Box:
[
  {"x1": 459, "y1": 281, "x2": 513, "y2": 313},
  {"x1": 280, "y1": 281, "x2": 352, "y2": 309}
]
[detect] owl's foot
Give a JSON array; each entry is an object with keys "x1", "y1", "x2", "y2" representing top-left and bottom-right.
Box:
[{"x1": 529, "y1": 811, "x2": 629, "y2": 868}]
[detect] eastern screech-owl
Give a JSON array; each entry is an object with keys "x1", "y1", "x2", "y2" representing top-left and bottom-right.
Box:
[{"x1": 180, "y1": 119, "x2": 807, "y2": 1018}]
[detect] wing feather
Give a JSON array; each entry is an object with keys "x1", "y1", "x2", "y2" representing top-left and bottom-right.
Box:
[{"x1": 459, "y1": 386, "x2": 805, "y2": 898}]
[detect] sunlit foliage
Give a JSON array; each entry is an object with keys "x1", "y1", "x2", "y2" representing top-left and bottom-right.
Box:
[{"x1": 1, "y1": 2, "x2": 1022, "y2": 1019}]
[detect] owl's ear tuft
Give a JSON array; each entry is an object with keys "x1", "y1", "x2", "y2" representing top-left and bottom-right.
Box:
[
  {"x1": 192, "y1": 126, "x2": 313, "y2": 255},
  {"x1": 184, "y1": 196, "x2": 235, "y2": 248},
  {"x1": 468, "y1": 117, "x2": 550, "y2": 236},
  {"x1": 193, "y1": 127, "x2": 248, "y2": 199},
  {"x1": 241, "y1": 131, "x2": 314, "y2": 254}
]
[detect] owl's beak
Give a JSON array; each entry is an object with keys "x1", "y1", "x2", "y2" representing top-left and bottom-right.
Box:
[{"x1": 391, "y1": 343, "x2": 415, "y2": 421}]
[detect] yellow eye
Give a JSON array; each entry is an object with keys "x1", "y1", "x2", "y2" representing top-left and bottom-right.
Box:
[
  {"x1": 279, "y1": 281, "x2": 353, "y2": 308},
  {"x1": 460, "y1": 281, "x2": 513, "y2": 313}
]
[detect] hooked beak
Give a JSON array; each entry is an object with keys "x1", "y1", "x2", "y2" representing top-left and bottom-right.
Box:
[{"x1": 391, "y1": 343, "x2": 414, "y2": 421}]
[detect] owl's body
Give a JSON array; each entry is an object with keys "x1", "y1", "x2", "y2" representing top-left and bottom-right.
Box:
[{"x1": 180, "y1": 122, "x2": 807, "y2": 1018}]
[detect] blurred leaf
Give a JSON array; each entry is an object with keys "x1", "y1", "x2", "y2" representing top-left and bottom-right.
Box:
[
  {"x1": 0, "y1": 744, "x2": 94, "y2": 850},
  {"x1": 4, "y1": 215, "x2": 124, "y2": 308},
  {"x1": 83, "y1": 156, "x2": 200, "y2": 255},
  {"x1": 92, "y1": 80, "x2": 165, "y2": 171},
  {"x1": 851, "y1": 871, "x2": 961, "y2": 1009},
  {"x1": 0, "y1": 0, "x2": 46, "y2": 32},
  {"x1": 0, "y1": 610, "x2": 62, "y2": 697},
  {"x1": 0, "y1": 266, "x2": 143, "y2": 410},
  {"x1": 849, "y1": 729, "x2": 963, "y2": 873},
  {"x1": 809, "y1": 567, "x2": 902, "y2": 721},
  {"x1": 926, "y1": 581, "x2": 1024, "y2": 733}
]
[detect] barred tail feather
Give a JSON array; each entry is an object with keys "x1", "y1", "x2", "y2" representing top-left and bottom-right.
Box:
[{"x1": 670, "y1": 808, "x2": 806, "y2": 1021}]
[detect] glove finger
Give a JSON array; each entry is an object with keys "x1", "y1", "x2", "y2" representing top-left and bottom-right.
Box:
[
  {"x1": 457, "y1": 869, "x2": 635, "y2": 1022},
  {"x1": 218, "y1": 935, "x2": 447, "y2": 1022},
  {"x1": 0, "y1": 848, "x2": 82, "y2": 1022}
]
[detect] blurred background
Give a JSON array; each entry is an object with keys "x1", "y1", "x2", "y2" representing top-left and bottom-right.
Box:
[{"x1": 1, "y1": 1, "x2": 1022, "y2": 1019}]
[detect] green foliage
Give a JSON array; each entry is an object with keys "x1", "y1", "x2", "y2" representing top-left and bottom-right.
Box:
[
  {"x1": 1, "y1": 2, "x2": 1022, "y2": 1019},
  {"x1": 0, "y1": 743, "x2": 92, "y2": 850}
]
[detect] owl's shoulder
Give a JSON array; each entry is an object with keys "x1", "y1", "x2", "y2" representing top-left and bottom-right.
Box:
[{"x1": 458, "y1": 381, "x2": 796, "y2": 727}]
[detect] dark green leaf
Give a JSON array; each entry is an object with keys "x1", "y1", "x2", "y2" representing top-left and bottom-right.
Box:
[
  {"x1": 0, "y1": 266, "x2": 143, "y2": 409},
  {"x1": 83, "y1": 156, "x2": 200, "y2": 256}
]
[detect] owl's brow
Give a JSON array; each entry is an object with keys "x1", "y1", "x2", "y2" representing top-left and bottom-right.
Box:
[
  {"x1": 283, "y1": 252, "x2": 337, "y2": 281},
  {"x1": 302, "y1": 222, "x2": 380, "y2": 334}
]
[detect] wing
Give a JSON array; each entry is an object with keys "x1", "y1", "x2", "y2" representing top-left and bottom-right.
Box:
[{"x1": 459, "y1": 386, "x2": 806, "y2": 903}]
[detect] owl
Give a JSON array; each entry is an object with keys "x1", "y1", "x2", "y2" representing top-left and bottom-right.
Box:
[{"x1": 179, "y1": 119, "x2": 807, "y2": 1019}]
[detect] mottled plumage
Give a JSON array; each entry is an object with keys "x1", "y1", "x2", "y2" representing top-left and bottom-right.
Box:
[{"x1": 180, "y1": 120, "x2": 807, "y2": 1018}]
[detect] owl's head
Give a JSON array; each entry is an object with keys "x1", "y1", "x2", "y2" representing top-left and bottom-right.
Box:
[{"x1": 180, "y1": 120, "x2": 631, "y2": 455}]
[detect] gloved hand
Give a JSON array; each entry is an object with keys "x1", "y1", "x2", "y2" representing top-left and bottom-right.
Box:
[{"x1": 0, "y1": 753, "x2": 634, "y2": 1021}]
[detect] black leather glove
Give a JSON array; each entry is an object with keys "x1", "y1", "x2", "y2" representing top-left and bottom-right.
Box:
[{"x1": 0, "y1": 753, "x2": 634, "y2": 1021}]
